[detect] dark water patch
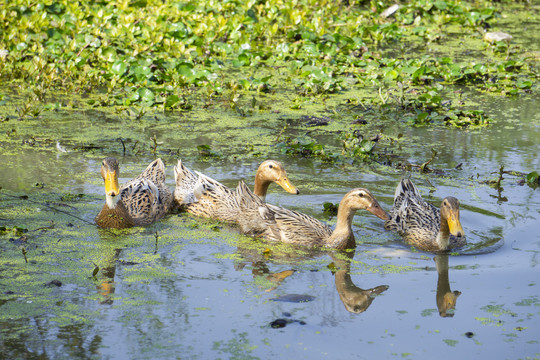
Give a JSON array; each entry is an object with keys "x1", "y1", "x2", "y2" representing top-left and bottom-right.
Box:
[
  {"x1": 270, "y1": 294, "x2": 316, "y2": 303},
  {"x1": 270, "y1": 317, "x2": 307, "y2": 329},
  {"x1": 45, "y1": 280, "x2": 62, "y2": 287}
]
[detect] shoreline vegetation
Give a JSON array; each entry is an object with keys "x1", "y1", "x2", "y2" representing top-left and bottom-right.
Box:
[
  {"x1": 0, "y1": 1, "x2": 536, "y2": 115},
  {"x1": 0, "y1": 1, "x2": 538, "y2": 183}
]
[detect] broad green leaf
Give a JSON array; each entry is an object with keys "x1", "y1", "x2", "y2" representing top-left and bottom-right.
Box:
[{"x1": 138, "y1": 88, "x2": 154, "y2": 103}]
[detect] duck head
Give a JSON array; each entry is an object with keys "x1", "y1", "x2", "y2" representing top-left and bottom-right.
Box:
[
  {"x1": 254, "y1": 160, "x2": 299, "y2": 199},
  {"x1": 101, "y1": 157, "x2": 121, "y2": 209}
]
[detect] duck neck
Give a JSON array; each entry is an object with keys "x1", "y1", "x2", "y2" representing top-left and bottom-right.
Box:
[
  {"x1": 253, "y1": 172, "x2": 270, "y2": 201},
  {"x1": 326, "y1": 205, "x2": 356, "y2": 250},
  {"x1": 335, "y1": 268, "x2": 355, "y2": 293},
  {"x1": 437, "y1": 212, "x2": 450, "y2": 250},
  {"x1": 106, "y1": 194, "x2": 120, "y2": 209}
]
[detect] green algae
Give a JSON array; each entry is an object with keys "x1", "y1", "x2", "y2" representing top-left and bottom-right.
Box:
[
  {"x1": 443, "y1": 339, "x2": 459, "y2": 347},
  {"x1": 0, "y1": 189, "x2": 203, "y2": 341},
  {"x1": 515, "y1": 297, "x2": 540, "y2": 307}
]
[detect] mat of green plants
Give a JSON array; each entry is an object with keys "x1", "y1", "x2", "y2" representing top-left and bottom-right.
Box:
[{"x1": 1, "y1": 0, "x2": 539, "y2": 358}]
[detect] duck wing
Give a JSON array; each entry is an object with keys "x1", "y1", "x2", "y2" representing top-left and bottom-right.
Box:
[
  {"x1": 385, "y1": 178, "x2": 440, "y2": 244},
  {"x1": 181, "y1": 170, "x2": 239, "y2": 221},
  {"x1": 120, "y1": 158, "x2": 172, "y2": 225},
  {"x1": 267, "y1": 204, "x2": 332, "y2": 245},
  {"x1": 120, "y1": 179, "x2": 162, "y2": 225}
]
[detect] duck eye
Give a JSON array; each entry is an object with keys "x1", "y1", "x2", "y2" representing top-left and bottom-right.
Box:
[
  {"x1": 358, "y1": 192, "x2": 364, "y2": 197},
  {"x1": 268, "y1": 164, "x2": 273, "y2": 169}
]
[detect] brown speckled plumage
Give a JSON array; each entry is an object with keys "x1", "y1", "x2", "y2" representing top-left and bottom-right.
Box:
[
  {"x1": 173, "y1": 159, "x2": 298, "y2": 222},
  {"x1": 95, "y1": 158, "x2": 172, "y2": 228},
  {"x1": 95, "y1": 201, "x2": 135, "y2": 229},
  {"x1": 384, "y1": 179, "x2": 466, "y2": 252},
  {"x1": 236, "y1": 182, "x2": 389, "y2": 250}
]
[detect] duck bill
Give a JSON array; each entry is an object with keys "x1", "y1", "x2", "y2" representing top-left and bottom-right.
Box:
[
  {"x1": 276, "y1": 176, "x2": 299, "y2": 195},
  {"x1": 367, "y1": 201, "x2": 390, "y2": 220},
  {"x1": 447, "y1": 214, "x2": 464, "y2": 237},
  {"x1": 104, "y1": 169, "x2": 120, "y2": 196}
]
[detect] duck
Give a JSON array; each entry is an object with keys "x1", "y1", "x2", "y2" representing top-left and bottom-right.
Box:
[
  {"x1": 95, "y1": 157, "x2": 172, "y2": 228},
  {"x1": 236, "y1": 181, "x2": 390, "y2": 250},
  {"x1": 384, "y1": 178, "x2": 465, "y2": 252},
  {"x1": 173, "y1": 160, "x2": 299, "y2": 222}
]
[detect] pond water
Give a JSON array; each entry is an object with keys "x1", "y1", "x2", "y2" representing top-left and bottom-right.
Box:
[{"x1": 0, "y1": 92, "x2": 539, "y2": 359}]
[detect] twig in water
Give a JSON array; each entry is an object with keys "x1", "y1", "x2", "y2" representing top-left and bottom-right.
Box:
[
  {"x1": 0, "y1": 191, "x2": 118, "y2": 237},
  {"x1": 21, "y1": 247, "x2": 28, "y2": 263},
  {"x1": 118, "y1": 138, "x2": 126, "y2": 156},
  {"x1": 154, "y1": 231, "x2": 159, "y2": 254}
]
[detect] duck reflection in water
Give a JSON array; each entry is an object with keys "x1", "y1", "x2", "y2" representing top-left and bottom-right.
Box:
[
  {"x1": 233, "y1": 239, "x2": 311, "y2": 292},
  {"x1": 235, "y1": 260, "x2": 296, "y2": 292},
  {"x1": 330, "y1": 251, "x2": 389, "y2": 314},
  {"x1": 234, "y1": 242, "x2": 388, "y2": 314},
  {"x1": 435, "y1": 254, "x2": 461, "y2": 318},
  {"x1": 94, "y1": 246, "x2": 123, "y2": 305}
]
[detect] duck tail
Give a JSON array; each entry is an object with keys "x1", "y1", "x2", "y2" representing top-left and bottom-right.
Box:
[
  {"x1": 192, "y1": 176, "x2": 206, "y2": 202},
  {"x1": 395, "y1": 178, "x2": 420, "y2": 200},
  {"x1": 173, "y1": 160, "x2": 201, "y2": 205},
  {"x1": 139, "y1": 158, "x2": 166, "y2": 184},
  {"x1": 174, "y1": 159, "x2": 197, "y2": 186}
]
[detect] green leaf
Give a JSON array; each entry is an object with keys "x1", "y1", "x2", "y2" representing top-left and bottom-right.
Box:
[
  {"x1": 197, "y1": 144, "x2": 221, "y2": 158},
  {"x1": 322, "y1": 202, "x2": 338, "y2": 216},
  {"x1": 516, "y1": 79, "x2": 532, "y2": 89},
  {"x1": 46, "y1": 2, "x2": 65, "y2": 14},
  {"x1": 434, "y1": 1, "x2": 447, "y2": 10},
  {"x1": 526, "y1": 171, "x2": 539, "y2": 186},
  {"x1": 385, "y1": 69, "x2": 399, "y2": 80},
  {"x1": 164, "y1": 95, "x2": 180, "y2": 109},
  {"x1": 238, "y1": 79, "x2": 250, "y2": 90},
  {"x1": 112, "y1": 61, "x2": 128, "y2": 76},
  {"x1": 130, "y1": 65, "x2": 151, "y2": 81},
  {"x1": 178, "y1": 64, "x2": 195, "y2": 79},
  {"x1": 473, "y1": 64, "x2": 487, "y2": 73},
  {"x1": 417, "y1": 112, "x2": 430, "y2": 122},
  {"x1": 101, "y1": 47, "x2": 117, "y2": 62},
  {"x1": 246, "y1": 8, "x2": 258, "y2": 22},
  {"x1": 137, "y1": 88, "x2": 154, "y2": 103},
  {"x1": 412, "y1": 67, "x2": 425, "y2": 81}
]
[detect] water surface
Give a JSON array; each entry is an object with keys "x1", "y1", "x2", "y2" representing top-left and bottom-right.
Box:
[{"x1": 0, "y1": 93, "x2": 539, "y2": 359}]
